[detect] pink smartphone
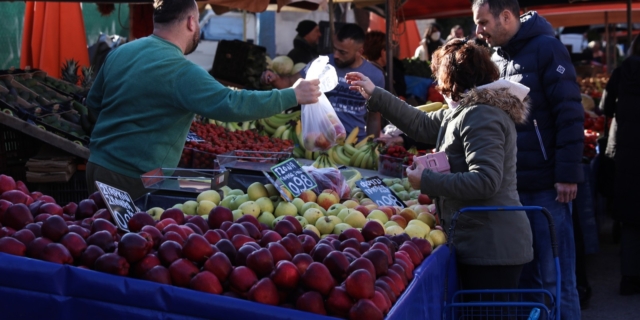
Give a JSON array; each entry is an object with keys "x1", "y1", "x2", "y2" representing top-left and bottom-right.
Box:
[{"x1": 414, "y1": 151, "x2": 450, "y2": 174}]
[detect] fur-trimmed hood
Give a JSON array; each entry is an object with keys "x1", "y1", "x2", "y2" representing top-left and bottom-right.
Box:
[{"x1": 458, "y1": 80, "x2": 531, "y2": 124}]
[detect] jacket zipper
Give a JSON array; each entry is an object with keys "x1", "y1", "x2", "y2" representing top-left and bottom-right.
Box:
[{"x1": 534, "y1": 119, "x2": 548, "y2": 160}]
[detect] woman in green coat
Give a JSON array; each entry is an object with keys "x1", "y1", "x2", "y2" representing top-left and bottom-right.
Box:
[{"x1": 346, "y1": 39, "x2": 533, "y2": 293}]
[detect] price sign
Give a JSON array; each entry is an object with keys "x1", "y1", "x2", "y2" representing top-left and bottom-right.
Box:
[
  {"x1": 356, "y1": 176, "x2": 406, "y2": 208},
  {"x1": 270, "y1": 158, "x2": 317, "y2": 197},
  {"x1": 186, "y1": 131, "x2": 205, "y2": 142},
  {"x1": 95, "y1": 181, "x2": 138, "y2": 232}
]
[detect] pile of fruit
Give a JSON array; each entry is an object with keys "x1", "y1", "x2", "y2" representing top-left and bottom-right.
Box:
[
  {"x1": 578, "y1": 75, "x2": 608, "y2": 101},
  {"x1": 583, "y1": 130, "x2": 600, "y2": 159},
  {"x1": 0, "y1": 174, "x2": 444, "y2": 319}
]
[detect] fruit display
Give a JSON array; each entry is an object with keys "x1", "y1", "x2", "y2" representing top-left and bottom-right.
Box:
[
  {"x1": 583, "y1": 129, "x2": 600, "y2": 159},
  {"x1": 578, "y1": 74, "x2": 608, "y2": 101},
  {"x1": 0, "y1": 174, "x2": 445, "y2": 319}
]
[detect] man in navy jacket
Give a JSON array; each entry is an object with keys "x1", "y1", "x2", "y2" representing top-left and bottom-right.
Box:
[{"x1": 472, "y1": 0, "x2": 584, "y2": 318}]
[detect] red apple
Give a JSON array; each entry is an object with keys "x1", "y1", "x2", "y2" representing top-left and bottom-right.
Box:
[
  {"x1": 155, "y1": 218, "x2": 177, "y2": 232},
  {"x1": 338, "y1": 228, "x2": 365, "y2": 242},
  {"x1": 279, "y1": 233, "x2": 303, "y2": 257},
  {"x1": 399, "y1": 243, "x2": 424, "y2": 265},
  {"x1": 239, "y1": 222, "x2": 261, "y2": 240},
  {"x1": 323, "y1": 251, "x2": 350, "y2": 281},
  {"x1": 296, "y1": 291, "x2": 327, "y2": 315},
  {"x1": 41, "y1": 215, "x2": 69, "y2": 242},
  {"x1": 11, "y1": 228, "x2": 35, "y2": 246},
  {"x1": 326, "y1": 286, "x2": 354, "y2": 317},
  {"x1": 229, "y1": 266, "x2": 258, "y2": 293},
  {"x1": 259, "y1": 230, "x2": 282, "y2": 247},
  {"x1": 131, "y1": 254, "x2": 161, "y2": 278},
  {"x1": 347, "y1": 257, "x2": 377, "y2": 276},
  {"x1": 30, "y1": 191, "x2": 43, "y2": 201},
  {"x1": 1, "y1": 190, "x2": 32, "y2": 205},
  {"x1": 0, "y1": 174, "x2": 16, "y2": 193},
  {"x1": 203, "y1": 252, "x2": 233, "y2": 282},
  {"x1": 350, "y1": 299, "x2": 383, "y2": 320},
  {"x1": 281, "y1": 216, "x2": 303, "y2": 234},
  {"x1": 75, "y1": 199, "x2": 98, "y2": 220},
  {"x1": 26, "y1": 237, "x2": 52, "y2": 259},
  {"x1": 160, "y1": 208, "x2": 185, "y2": 225},
  {"x1": 157, "y1": 240, "x2": 183, "y2": 266},
  {"x1": 298, "y1": 234, "x2": 317, "y2": 254},
  {"x1": 168, "y1": 258, "x2": 199, "y2": 287},
  {"x1": 88, "y1": 191, "x2": 107, "y2": 209},
  {"x1": 92, "y1": 208, "x2": 112, "y2": 222},
  {"x1": 91, "y1": 218, "x2": 117, "y2": 238},
  {"x1": 246, "y1": 248, "x2": 275, "y2": 277},
  {"x1": 127, "y1": 212, "x2": 155, "y2": 232},
  {"x1": 345, "y1": 269, "x2": 375, "y2": 299},
  {"x1": 15, "y1": 180, "x2": 29, "y2": 195},
  {"x1": 188, "y1": 215, "x2": 209, "y2": 233},
  {"x1": 301, "y1": 262, "x2": 335, "y2": 296},
  {"x1": 235, "y1": 244, "x2": 258, "y2": 266},
  {"x1": 362, "y1": 249, "x2": 389, "y2": 277},
  {"x1": 395, "y1": 258, "x2": 414, "y2": 280},
  {"x1": 270, "y1": 260, "x2": 300, "y2": 290},
  {"x1": 67, "y1": 225, "x2": 88, "y2": 238},
  {"x1": 411, "y1": 237, "x2": 433, "y2": 257},
  {"x1": 59, "y1": 232, "x2": 87, "y2": 259},
  {"x1": 248, "y1": 278, "x2": 279, "y2": 305},
  {"x1": 118, "y1": 233, "x2": 152, "y2": 263},
  {"x1": 236, "y1": 214, "x2": 261, "y2": 230},
  {"x1": 390, "y1": 263, "x2": 409, "y2": 286},
  {"x1": 190, "y1": 271, "x2": 223, "y2": 294},
  {"x1": 163, "y1": 231, "x2": 185, "y2": 245},
  {"x1": 2, "y1": 203, "x2": 33, "y2": 230},
  {"x1": 387, "y1": 268, "x2": 406, "y2": 292},
  {"x1": 267, "y1": 242, "x2": 292, "y2": 263},
  {"x1": 302, "y1": 229, "x2": 320, "y2": 243},
  {"x1": 361, "y1": 221, "x2": 385, "y2": 242},
  {"x1": 371, "y1": 242, "x2": 393, "y2": 265},
  {"x1": 291, "y1": 253, "x2": 313, "y2": 275},
  {"x1": 79, "y1": 244, "x2": 104, "y2": 268},
  {"x1": 42, "y1": 242, "x2": 74, "y2": 264},
  {"x1": 417, "y1": 193, "x2": 432, "y2": 205},
  {"x1": 377, "y1": 206, "x2": 395, "y2": 220},
  {"x1": 226, "y1": 224, "x2": 249, "y2": 239},
  {"x1": 343, "y1": 247, "x2": 362, "y2": 259},
  {"x1": 181, "y1": 233, "x2": 213, "y2": 264},
  {"x1": 142, "y1": 265, "x2": 172, "y2": 285},
  {"x1": 273, "y1": 220, "x2": 297, "y2": 238},
  {"x1": 215, "y1": 239, "x2": 237, "y2": 263},
  {"x1": 354, "y1": 205, "x2": 370, "y2": 217},
  {"x1": 62, "y1": 202, "x2": 77, "y2": 216},
  {"x1": 203, "y1": 229, "x2": 222, "y2": 245},
  {"x1": 310, "y1": 243, "x2": 334, "y2": 262},
  {"x1": 339, "y1": 238, "x2": 361, "y2": 252},
  {"x1": 141, "y1": 225, "x2": 163, "y2": 249},
  {"x1": 208, "y1": 206, "x2": 233, "y2": 229},
  {"x1": 29, "y1": 200, "x2": 44, "y2": 217},
  {"x1": 231, "y1": 234, "x2": 255, "y2": 250},
  {"x1": 0, "y1": 237, "x2": 26, "y2": 256}
]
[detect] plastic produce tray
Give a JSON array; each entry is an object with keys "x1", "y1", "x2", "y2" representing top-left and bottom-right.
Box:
[
  {"x1": 0, "y1": 245, "x2": 456, "y2": 320},
  {"x1": 378, "y1": 154, "x2": 409, "y2": 178}
]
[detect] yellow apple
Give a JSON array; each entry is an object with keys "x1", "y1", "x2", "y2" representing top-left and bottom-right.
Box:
[
  {"x1": 327, "y1": 203, "x2": 346, "y2": 216},
  {"x1": 429, "y1": 229, "x2": 447, "y2": 247},
  {"x1": 404, "y1": 224, "x2": 428, "y2": 239},
  {"x1": 367, "y1": 210, "x2": 389, "y2": 224},
  {"x1": 342, "y1": 200, "x2": 359, "y2": 209},
  {"x1": 305, "y1": 224, "x2": 321, "y2": 237},
  {"x1": 344, "y1": 211, "x2": 366, "y2": 228},
  {"x1": 417, "y1": 212, "x2": 437, "y2": 228},
  {"x1": 315, "y1": 216, "x2": 336, "y2": 235},
  {"x1": 247, "y1": 182, "x2": 269, "y2": 201},
  {"x1": 257, "y1": 211, "x2": 275, "y2": 227},
  {"x1": 333, "y1": 223, "x2": 353, "y2": 235},
  {"x1": 196, "y1": 200, "x2": 216, "y2": 216},
  {"x1": 147, "y1": 207, "x2": 164, "y2": 220},
  {"x1": 274, "y1": 201, "x2": 298, "y2": 217},
  {"x1": 182, "y1": 200, "x2": 199, "y2": 215},
  {"x1": 232, "y1": 209, "x2": 244, "y2": 221},
  {"x1": 255, "y1": 197, "x2": 274, "y2": 214},
  {"x1": 197, "y1": 190, "x2": 221, "y2": 205},
  {"x1": 303, "y1": 208, "x2": 324, "y2": 225},
  {"x1": 238, "y1": 201, "x2": 261, "y2": 218},
  {"x1": 385, "y1": 225, "x2": 405, "y2": 236},
  {"x1": 384, "y1": 221, "x2": 399, "y2": 228}
]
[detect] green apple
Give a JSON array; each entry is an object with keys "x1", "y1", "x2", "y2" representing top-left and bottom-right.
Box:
[
  {"x1": 172, "y1": 203, "x2": 183, "y2": 211},
  {"x1": 392, "y1": 178, "x2": 403, "y2": 185},
  {"x1": 384, "y1": 221, "x2": 399, "y2": 228},
  {"x1": 404, "y1": 179, "x2": 414, "y2": 192},
  {"x1": 327, "y1": 215, "x2": 342, "y2": 225},
  {"x1": 265, "y1": 184, "x2": 279, "y2": 197},
  {"x1": 232, "y1": 209, "x2": 244, "y2": 221},
  {"x1": 303, "y1": 208, "x2": 324, "y2": 225},
  {"x1": 257, "y1": 211, "x2": 275, "y2": 227},
  {"x1": 247, "y1": 182, "x2": 269, "y2": 201},
  {"x1": 404, "y1": 224, "x2": 428, "y2": 239},
  {"x1": 319, "y1": 207, "x2": 327, "y2": 216},
  {"x1": 230, "y1": 194, "x2": 249, "y2": 210},
  {"x1": 197, "y1": 200, "x2": 216, "y2": 216},
  {"x1": 326, "y1": 203, "x2": 346, "y2": 216},
  {"x1": 255, "y1": 197, "x2": 274, "y2": 214},
  {"x1": 305, "y1": 224, "x2": 321, "y2": 237},
  {"x1": 315, "y1": 216, "x2": 336, "y2": 235},
  {"x1": 301, "y1": 202, "x2": 322, "y2": 215},
  {"x1": 220, "y1": 186, "x2": 233, "y2": 197},
  {"x1": 147, "y1": 207, "x2": 164, "y2": 220},
  {"x1": 274, "y1": 201, "x2": 298, "y2": 217},
  {"x1": 291, "y1": 198, "x2": 305, "y2": 214},
  {"x1": 271, "y1": 215, "x2": 286, "y2": 229},
  {"x1": 295, "y1": 216, "x2": 308, "y2": 228},
  {"x1": 367, "y1": 210, "x2": 389, "y2": 224},
  {"x1": 219, "y1": 195, "x2": 236, "y2": 209},
  {"x1": 385, "y1": 225, "x2": 404, "y2": 236},
  {"x1": 228, "y1": 189, "x2": 245, "y2": 196},
  {"x1": 333, "y1": 223, "x2": 353, "y2": 235},
  {"x1": 197, "y1": 190, "x2": 221, "y2": 205},
  {"x1": 382, "y1": 178, "x2": 394, "y2": 187},
  {"x1": 409, "y1": 190, "x2": 421, "y2": 199},
  {"x1": 182, "y1": 200, "x2": 199, "y2": 215},
  {"x1": 238, "y1": 201, "x2": 261, "y2": 218},
  {"x1": 337, "y1": 208, "x2": 357, "y2": 222},
  {"x1": 344, "y1": 211, "x2": 366, "y2": 228},
  {"x1": 390, "y1": 184, "x2": 406, "y2": 193}
]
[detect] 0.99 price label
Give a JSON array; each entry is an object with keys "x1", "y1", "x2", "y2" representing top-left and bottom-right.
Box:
[
  {"x1": 271, "y1": 158, "x2": 317, "y2": 197},
  {"x1": 356, "y1": 177, "x2": 406, "y2": 208},
  {"x1": 95, "y1": 181, "x2": 138, "y2": 232}
]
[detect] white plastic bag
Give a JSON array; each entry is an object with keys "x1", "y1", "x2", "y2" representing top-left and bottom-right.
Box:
[{"x1": 301, "y1": 56, "x2": 346, "y2": 151}]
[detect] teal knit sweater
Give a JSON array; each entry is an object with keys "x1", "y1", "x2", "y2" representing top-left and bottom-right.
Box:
[{"x1": 87, "y1": 35, "x2": 297, "y2": 178}]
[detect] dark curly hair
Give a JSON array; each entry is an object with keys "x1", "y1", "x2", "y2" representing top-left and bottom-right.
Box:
[
  {"x1": 431, "y1": 38, "x2": 499, "y2": 101},
  {"x1": 363, "y1": 31, "x2": 386, "y2": 62}
]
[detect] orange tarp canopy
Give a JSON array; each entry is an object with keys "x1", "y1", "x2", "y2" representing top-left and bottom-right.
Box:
[
  {"x1": 368, "y1": 13, "x2": 421, "y2": 60},
  {"x1": 20, "y1": 2, "x2": 90, "y2": 79}
]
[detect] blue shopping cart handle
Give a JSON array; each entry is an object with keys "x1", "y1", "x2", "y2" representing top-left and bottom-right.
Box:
[{"x1": 528, "y1": 308, "x2": 541, "y2": 320}]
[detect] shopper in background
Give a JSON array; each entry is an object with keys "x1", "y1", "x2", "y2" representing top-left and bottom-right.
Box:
[
  {"x1": 446, "y1": 25, "x2": 465, "y2": 41},
  {"x1": 600, "y1": 35, "x2": 640, "y2": 296},
  {"x1": 362, "y1": 31, "x2": 407, "y2": 99},
  {"x1": 287, "y1": 20, "x2": 321, "y2": 64},
  {"x1": 472, "y1": 1, "x2": 584, "y2": 318},
  {"x1": 85, "y1": 0, "x2": 321, "y2": 199},
  {"x1": 347, "y1": 38, "x2": 533, "y2": 298},
  {"x1": 261, "y1": 24, "x2": 385, "y2": 140},
  {"x1": 414, "y1": 23, "x2": 445, "y2": 62}
]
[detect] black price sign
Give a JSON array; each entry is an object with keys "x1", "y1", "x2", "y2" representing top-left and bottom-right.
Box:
[
  {"x1": 186, "y1": 131, "x2": 205, "y2": 142},
  {"x1": 356, "y1": 176, "x2": 406, "y2": 208},
  {"x1": 95, "y1": 181, "x2": 138, "y2": 232},
  {"x1": 270, "y1": 158, "x2": 317, "y2": 197}
]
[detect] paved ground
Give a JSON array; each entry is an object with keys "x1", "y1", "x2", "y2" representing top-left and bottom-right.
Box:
[{"x1": 581, "y1": 217, "x2": 640, "y2": 320}]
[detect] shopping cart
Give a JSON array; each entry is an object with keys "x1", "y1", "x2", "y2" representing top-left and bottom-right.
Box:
[{"x1": 442, "y1": 206, "x2": 560, "y2": 320}]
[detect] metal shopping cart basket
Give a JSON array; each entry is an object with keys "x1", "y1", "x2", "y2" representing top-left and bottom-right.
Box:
[{"x1": 442, "y1": 206, "x2": 560, "y2": 320}]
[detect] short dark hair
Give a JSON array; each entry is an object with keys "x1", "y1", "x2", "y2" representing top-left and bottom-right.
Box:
[
  {"x1": 631, "y1": 35, "x2": 640, "y2": 57},
  {"x1": 431, "y1": 38, "x2": 499, "y2": 101},
  {"x1": 336, "y1": 24, "x2": 365, "y2": 44},
  {"x1": 363, "y1": 31, "x2": 386, "y2": 61},
  {"x1": 153, "y1": 0, "x2": 197, "y2": 25},
  {"x1": 471, "y1": 0, "x2": 520, "y2": 18}
]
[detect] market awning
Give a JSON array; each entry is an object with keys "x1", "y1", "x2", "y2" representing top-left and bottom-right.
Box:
[
  {"x1": 533, "y1": 2, "x2": 640, "y2": 28},
  {"x1": 204, "y1": 0, "x2": 324, "y2": 15},
  {"x1": 20, "y1": 2, "x2": 90, "y2": 79}
]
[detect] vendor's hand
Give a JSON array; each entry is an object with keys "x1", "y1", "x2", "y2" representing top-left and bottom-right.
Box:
[
  {"x1": 555, "y1": 182, "x2": 577, "y2": 203},
  {"x1": 406, "y1": 163, "x2": 425, "y2": 190},
  {"x1": 376, "y1": 135, "x2": 404, "y2": 146},
  {"x1": 292, "y1": 78, "x2": 321, "y2": 104},
  {"x1": 345, "y1": 72, "x2": 376, "y2": 99},
  {"x1": 260, "y1": 70, "x2": 279, "y2": 85}
]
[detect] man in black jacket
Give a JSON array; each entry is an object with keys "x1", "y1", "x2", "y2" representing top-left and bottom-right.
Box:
[
  {"x1": 287, "y1": 20, "x2": 321, "y2": 64},
  {"x1": 472, "y1": 1, "x2": 584, "y2": 318}
]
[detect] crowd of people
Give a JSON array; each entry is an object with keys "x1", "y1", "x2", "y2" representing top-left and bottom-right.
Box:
[{"x1": 83, "y1": 0, "x2": 637, "y2": 316}]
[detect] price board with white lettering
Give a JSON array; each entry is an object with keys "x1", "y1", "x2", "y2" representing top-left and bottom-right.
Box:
[
  {"x1": 95, "y1": 181, "x2": 138, "y2": 232},
  {"x1": 355, "y1": 176, "x2": 406, "y2": 208},
  {"x1": 270, "y1": 158, "x2": 317, "y2": 197}
]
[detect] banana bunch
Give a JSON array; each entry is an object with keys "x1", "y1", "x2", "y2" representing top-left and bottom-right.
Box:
[
  {"x1": 312, "y1": 152, "x2": 337, "y2": 169},
  {"x1": 415, "y1": 102, "x2": 448, "y2": 113},
  {"x1": 328, "y1": 127, "x2": 360, "y2": 165},
  {"x1": 209, "y1": 120, "x2": 256, "y2": 131},
  {"x1": 348, "y1": 138, "x2": 380, "y2": 170},
  {"x1": 257, "y1": 110, "x2": 301, "y2": 136},
  {"x1": 291, "y1": 120, "x2": 305, "y2": 158}
]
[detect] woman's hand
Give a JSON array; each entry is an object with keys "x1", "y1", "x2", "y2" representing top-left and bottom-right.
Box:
[
  {"x1": 406, "y1": 164, "x2": 425, "y2": 190},
  {"x1": 345, "y1": 72, "x2": 376, "y2": 99}
]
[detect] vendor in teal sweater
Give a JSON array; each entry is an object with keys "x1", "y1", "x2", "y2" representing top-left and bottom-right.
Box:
[{"x1": 86, "y1": 0, "x2": 321, "y2": 199}]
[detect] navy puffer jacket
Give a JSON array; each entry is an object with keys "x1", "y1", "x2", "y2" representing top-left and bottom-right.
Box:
[{"x1": 492, "y1": 12, "x2": 584, "y2": 192}]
